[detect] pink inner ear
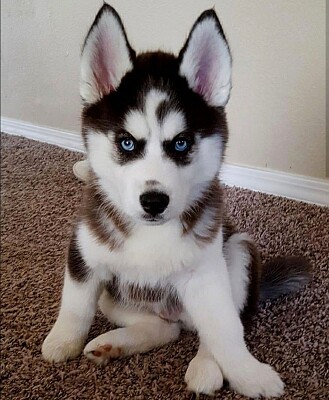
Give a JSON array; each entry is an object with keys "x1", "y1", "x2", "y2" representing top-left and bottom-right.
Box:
[
  {"x1": 194, "y1": 32, "x2": 220, "y2": 100},
  {"x1": 92, "y1": 32, "x2": 116, "y2": 96},
  {"x1": 194, "y1": 38, "x2": 217, "y2": 102}
]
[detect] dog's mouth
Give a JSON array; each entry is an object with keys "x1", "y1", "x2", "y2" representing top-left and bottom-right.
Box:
[{"x1": 141, "y1": 214, "x2": 167, "y2": 225}]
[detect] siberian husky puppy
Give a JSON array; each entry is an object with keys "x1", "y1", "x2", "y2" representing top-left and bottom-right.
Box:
[{"x1": 42, "y1": 4, "x2": 310, "y2": 397}]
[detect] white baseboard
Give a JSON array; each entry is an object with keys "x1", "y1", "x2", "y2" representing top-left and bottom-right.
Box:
[
  {"x1": 220, "y1": 164, "x2": 328, "y2": 206},
  {"x1": 1, "y1": 117, "x2": 85, "y2": 153},
  {"x1": 1, "y1": 117, "x2": 328, "y2": 206}
]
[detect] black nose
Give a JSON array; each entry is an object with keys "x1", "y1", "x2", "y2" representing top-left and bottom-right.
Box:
[{"x1": 140, "y1": 191, "x2": 169, "y2": 217}]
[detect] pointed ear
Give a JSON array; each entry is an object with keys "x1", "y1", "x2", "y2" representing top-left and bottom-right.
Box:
[
  {"x1": 178, "y1": 10, "x2": 232, "y2": 107},
  {"x1": 80, "y1": 4, "x2": 136, "y2": 104}
]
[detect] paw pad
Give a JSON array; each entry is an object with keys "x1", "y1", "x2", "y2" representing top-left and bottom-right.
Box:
[{"x1": 85, "y1": 343, "x2": 122, "y2": 365}]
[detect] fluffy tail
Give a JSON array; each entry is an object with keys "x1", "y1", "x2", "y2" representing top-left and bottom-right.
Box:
[{"x1": 259, "y1": 256, "x2": 311, "y2": 301}]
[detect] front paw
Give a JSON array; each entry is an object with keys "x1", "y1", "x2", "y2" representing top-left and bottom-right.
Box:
[
  {"x1": 42, "y1": 324, "x2": 85, "y2": 363},
  {"x1": 84, "y1": 331, "x2": 124, "y2": 366},
  {"x1": 185, "y1": 354, "x2": 223, "y2": 395},
  {"x1": 229, "y1": 360, "x2": 284, "y2": 398}
]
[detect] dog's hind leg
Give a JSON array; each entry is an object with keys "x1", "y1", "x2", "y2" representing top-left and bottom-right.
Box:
[
  {"x1": 224, "y1": 232, "x2": 261, "y2": 322},
  {"x1": 83, "y1": 290, "x2": 181, "y2": 365}
]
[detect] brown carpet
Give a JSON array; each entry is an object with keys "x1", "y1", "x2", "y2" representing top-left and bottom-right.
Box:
[{"x1": 1, "y1": 133, "x2": 328, "y2": 400}]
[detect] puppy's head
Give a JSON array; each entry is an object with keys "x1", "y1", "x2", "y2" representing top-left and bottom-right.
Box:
[{"x1": 81, "y1": 4, "x2": 231, "y2": 225}]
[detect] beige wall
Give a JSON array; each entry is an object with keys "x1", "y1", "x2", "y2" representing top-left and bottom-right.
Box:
[{"x1": 1, "y1": 0, "x2": 326, "y2": 178}]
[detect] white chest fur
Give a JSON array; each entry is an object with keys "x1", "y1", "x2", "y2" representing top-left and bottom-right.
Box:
[{"x1": 77, "y1": 220, "x2": 205, "y2": 286}]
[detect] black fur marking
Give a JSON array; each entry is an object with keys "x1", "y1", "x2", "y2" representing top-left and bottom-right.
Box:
[
  {"x1": 81, "y1": 180, "x2": 131, "y2": 250},
  {"x1": 223, "y1": 216, "x2": 237, "y2": 242},
  {"x1": 156, "y1": 98, "x2": 181, "y2": 124},
  {"x1": 260, "y1": 256, "x2": 311, "y2": 301},
  {"x1": 105, "y1": 276, "x2": 182, "y2": 317},
  {"x1": 181, "y1": 178, "x2": 223, "y2": 244},
  {"x1": 145, "y1": 179, "x2": 160, "y2": 186},
  {"x1": 163, "y1": 132, "x2": 195, "y2": 166},
  {"x1": 82, "y1": 52, "x2": 229, "y2": 155},
  {"x1": 113, "y1": 130, "x2": 146, "y2": 165},
  {"x1": 240, "y1": 240, "x2": 261, "y2": 327},
  {"x1": 67, "y1": 232, "x2": 90, "y2": 282}
]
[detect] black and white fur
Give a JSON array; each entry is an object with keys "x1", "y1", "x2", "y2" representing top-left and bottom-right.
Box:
[{"x1": 42, "y1": 5, "x2": 310, "y2": 398}]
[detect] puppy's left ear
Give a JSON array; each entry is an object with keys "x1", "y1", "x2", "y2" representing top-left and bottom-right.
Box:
[
  {"x1": 80, "y1": 4, "x2": 136, "y2": 104},
  {"x1": 178, "y1": 10, "x2": 232, "y2": 107}
]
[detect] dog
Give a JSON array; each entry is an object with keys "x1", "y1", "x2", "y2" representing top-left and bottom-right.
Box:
[{"x1": 42, "y1": 4, "x2": 310, "y2": 397}]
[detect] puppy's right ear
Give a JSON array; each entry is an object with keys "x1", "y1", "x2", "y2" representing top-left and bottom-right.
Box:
[
  {"x1": 80, "y1": 4, "x2": 135, "y2": 104},
  {"x1": 178, "y1": 10, "x2": 232, "y2": 107}
]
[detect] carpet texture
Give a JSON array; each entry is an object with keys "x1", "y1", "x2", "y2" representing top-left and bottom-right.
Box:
[{"x1": 1, "y1": 133, "x2": 328, "y2": 399}]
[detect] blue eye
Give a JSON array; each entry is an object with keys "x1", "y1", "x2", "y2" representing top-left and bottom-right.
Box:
[
  {"x1": 174, "y1": 139, "x2": 188, "y2": 152},
  {"x1": 120, "y1": 138, "x2": 135, "y2": 152}
]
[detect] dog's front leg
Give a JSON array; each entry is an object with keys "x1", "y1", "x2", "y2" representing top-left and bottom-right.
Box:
[
  {"x1": 184, "y1": 341, "x2": 224, "y2": 395},
  {"x1": 174, "y1": 245, "x2": 284, "y2": 398},
  {"x1": 42, "y1": 269, "x2": 101, "y2": 362}
]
